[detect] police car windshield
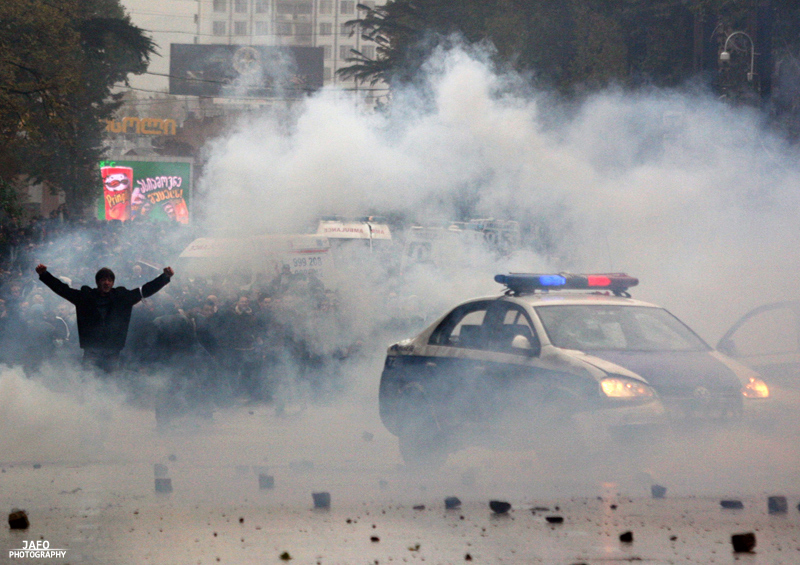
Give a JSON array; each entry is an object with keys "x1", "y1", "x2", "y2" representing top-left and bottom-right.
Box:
[{"x1": 535, "y1": 304, "x2": 710, "y2": 352}]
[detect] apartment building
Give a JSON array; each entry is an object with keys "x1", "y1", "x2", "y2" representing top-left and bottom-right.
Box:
[{"x1": 196, "y1": 0, "x2": 384, "y2": 100}]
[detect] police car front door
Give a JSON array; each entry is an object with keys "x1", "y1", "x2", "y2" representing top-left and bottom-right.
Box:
[{"x1": 426, "y1": 300, "x2": 543, "y2": 430}]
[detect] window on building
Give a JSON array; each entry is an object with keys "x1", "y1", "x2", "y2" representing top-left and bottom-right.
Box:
[
  {"x1": 361, "y1": 45, "x2": 375, "y2": 59},
  {"x1": 234, "y1": 0, "x2": 248, "y2": 13},
  {"x1": 296, "y1": 2, "x2": 312, "y2": 14},
  {"x1": 213, "y1": 0, "x2": 227, "y2": 12},
  {"x1": 339, "y1": 45, "x2": 353, "y2": 60},
  {"x1": 276, "y1": 22, "x2": 292, "y2": 35},
  {"x1": 340, "y1": 1, "x2": 355, "y2": 14},
  {"x1": 295, "y1": 23, "x2": 311, "y2": 36},
  {"x1": 276, "y1": 2, "x2": 293, "y2": 15},
  {"x1": 319, "y1": 22, "x2": 332, "y2": 36},
  {"x1": 255, "y1": 20, "x2": 269, "y2": 35},
  {"x1": 322, "y1": 45, "x2": 332, "y2": 59},
  {"x1": 212, "y1": 21, "x2": 227, "y2": 35},
  {"x1": 319, "y1": 0, "x2": 332, "y2": 14},
  {"x1": 255, "y1": 0, "x2": 268, "y2": 13},
  {"x1": 234, "y1": 20, "x2": 248, "y2": 35},
  {"x1": 340, "y1": 23, "x2": 352, "y2": 36},
  {"x1": 323, "y1": 67, "x2": 332, "y2": 81}
]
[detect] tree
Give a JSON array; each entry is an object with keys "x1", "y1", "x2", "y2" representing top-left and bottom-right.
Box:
[
  {"x1": 340, "y1": 0, "x2": 800, "y2": 105},
  {"x1": 340, "y1": 0, "x2": 638, "y2": 91},
  {"x1": 0, "y1": 0, "x2": 155, "y2": 217}
]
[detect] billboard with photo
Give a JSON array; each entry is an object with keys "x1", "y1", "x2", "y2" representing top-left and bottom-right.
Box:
[
  {"x1": 98, "y1": 159, "x2": 192, "y2": 224},
  {"x1": 169, "y1": 44, "x2": 324, "y2": 98}
]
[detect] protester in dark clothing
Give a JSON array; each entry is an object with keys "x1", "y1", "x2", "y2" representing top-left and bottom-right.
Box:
[
  {"x1": 194, "y1": 298, "x2": 222, "y2": 356},
  {"x1": 219, "y1": 295, "x2": 263, "y2": 396},
  {"x1": 23, "y1": 303, "x2": 58, "y2": 374},
  {"x1": 35, "y1": 263, "x2": 174, "y2": 372},
  {"x1": 0, "y1": 297, "x2": 28, "y2": 368}
]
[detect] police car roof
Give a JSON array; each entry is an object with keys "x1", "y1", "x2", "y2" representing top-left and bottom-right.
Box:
[{"x1": 511, "y1": 292, "x2": 659, "y2": 308}]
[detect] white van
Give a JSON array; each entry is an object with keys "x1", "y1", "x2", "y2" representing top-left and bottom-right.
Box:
[
  {"x1": 401, "y1": 219, "x2": 521, "y2": 271},
  {"x1": 178, "y1": 234, "x2": 334, "y2": 288},
  {"x1": 316, "y1": 217, "x2": 392, "y2": 253}
]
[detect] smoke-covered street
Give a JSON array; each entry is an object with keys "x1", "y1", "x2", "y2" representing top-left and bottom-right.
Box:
[{"x1": 1, "y1": 363, "x2": 800, "y2": 563}]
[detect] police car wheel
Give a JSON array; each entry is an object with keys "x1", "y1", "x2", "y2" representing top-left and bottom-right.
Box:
[
  {"x1": 395, "y1": 384, "x2": 449, "y2": 469},
  {"x1": 398, "y1": 430, "x2": 448, "y2": 469}
]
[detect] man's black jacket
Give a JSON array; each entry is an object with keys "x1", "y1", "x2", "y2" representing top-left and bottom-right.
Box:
[{"x1": 39, "y1": 270, "x2": 171, "y2": 351}]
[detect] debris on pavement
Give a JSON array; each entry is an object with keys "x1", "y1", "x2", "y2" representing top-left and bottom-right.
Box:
[
  {"x1": 155, "y1": 478, "x2": 173, "y2": 493},
  {"x1": 258, "y1": 474, "x2": 275, "y2": 490},
  {"x1": 8, "y1": 509, "x2": 29, "y2": 529},
  {"x1": 312, "y1": 492, "x2": 331, "y2": 509},
  {"x1": 650, "y1": 484, "x2": 667, "y2": 498},
  {"x1": 731, "y1": 532, "x2": 756, "y2": 553},
  {"x1": 768, "y1": 496, "x2": 788, "y2": 514},
  {"x1": 489, "y1": 500, "x2": 511, "y2": 514}
]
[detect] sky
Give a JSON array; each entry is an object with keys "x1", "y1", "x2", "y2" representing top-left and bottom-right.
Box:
[{"x1": 121, "y1": 0, "x2": 198, "y2": 92}]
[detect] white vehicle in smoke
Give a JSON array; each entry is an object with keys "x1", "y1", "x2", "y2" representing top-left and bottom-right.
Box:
[
  {"x1": 178, "y1": 234, "x2": 334, "y2": 285},
  {"x1": 401, "y1": 218, "x2": 520, "y2": 271},
  {"x1": 378, "y1": 273, "x2": 771, "y2": 466}
]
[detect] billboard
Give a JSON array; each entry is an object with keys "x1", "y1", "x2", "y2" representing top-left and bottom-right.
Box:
[
  {"x1": 98, "y1": 159, "x2": 192, "y2": 224},
  {"x1": 169, "y1": 44, "x2": 324, "y2": 98}
]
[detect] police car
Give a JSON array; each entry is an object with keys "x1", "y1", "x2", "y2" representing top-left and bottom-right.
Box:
[{"x1": 378, "y1": 273, "x2": 770, "y2": 466}]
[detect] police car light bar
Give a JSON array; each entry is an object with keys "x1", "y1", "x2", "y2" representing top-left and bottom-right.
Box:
[{"x1": 495, "y1": 273, "x2": 639, "y2": 295}]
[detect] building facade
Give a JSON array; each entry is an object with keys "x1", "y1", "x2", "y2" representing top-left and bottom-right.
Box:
[{"x1": 196, "y1": 0, "x2": 384, "y2": 103}]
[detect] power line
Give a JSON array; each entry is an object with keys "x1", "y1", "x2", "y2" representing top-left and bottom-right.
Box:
[
  {"x1": 129, "y1": 10, "x2": 196, "y2": 18},
  {"x1": 128, "y1": 0, "x2": 198, "y2": 3},
  {"x1": 146, "y1": 71, "x2": 227, "y2": 84},
  {"x1": 119, "y1": 83, "x2": 388, "y2": 96},
  {"x1": 140, "y1": 26, "x2": 363, "y2": 39}
]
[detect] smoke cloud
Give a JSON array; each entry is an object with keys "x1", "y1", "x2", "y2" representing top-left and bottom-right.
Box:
[
  {"x1": 200, "y1": 45, "x2": 800, "y2": 341},
  {"x1": 4, "y1": 43, "x2": 800, "y2": 501}
]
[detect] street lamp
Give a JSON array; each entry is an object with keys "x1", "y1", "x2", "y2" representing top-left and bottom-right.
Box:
[{"x1": 719, "y1": 31, "x2": 756, "y2": 82}]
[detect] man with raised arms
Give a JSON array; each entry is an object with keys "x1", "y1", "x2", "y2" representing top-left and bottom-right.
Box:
[{"x1": 35, "y1": 264, "x2": 174, "y2": 373}]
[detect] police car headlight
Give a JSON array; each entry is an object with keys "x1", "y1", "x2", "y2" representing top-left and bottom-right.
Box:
[
  {"x1": 600, "y1": 376, "x2": 654, "y2": 398},
  {"x1": 742, "y1": 377, "x2": 770, "y2": 399}
]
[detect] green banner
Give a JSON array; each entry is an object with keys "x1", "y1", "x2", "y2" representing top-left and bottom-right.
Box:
[{"x1": 98, "y1": 159, "x2": 192, "y2": 224}]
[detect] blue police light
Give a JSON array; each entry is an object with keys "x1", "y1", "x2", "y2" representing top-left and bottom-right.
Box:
[
  {"x1": 494, "y1": 274, "x2": 566, "y2": 287},
  {"x1": 539, "y1": 275, "x2": 567, "y2": 286}
]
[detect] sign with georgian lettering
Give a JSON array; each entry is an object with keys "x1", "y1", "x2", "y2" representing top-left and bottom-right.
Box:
[
  {"x1": 97, "y1": 159, "x2": 192, "y2": 224},
  {"x1": 105, "y1": 117, "x2": 177, "y2": 136}
]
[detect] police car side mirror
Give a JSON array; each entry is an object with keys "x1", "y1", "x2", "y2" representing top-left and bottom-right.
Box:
[
  {"x1": 511, "y1": 334, "x2": 537, "y2": 356},
  {"x1": 717, "y1": 338, "x2": 737, "y2": 357}
]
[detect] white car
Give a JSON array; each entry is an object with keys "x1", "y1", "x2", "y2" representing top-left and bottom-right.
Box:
[{"x1": 379, "y1": 273, "x2": 770, "y2": 466}]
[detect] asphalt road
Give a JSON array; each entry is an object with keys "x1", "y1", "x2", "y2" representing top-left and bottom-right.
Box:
[{"x1": 2, "y1": 365, "x2": 800, "y2": 564}]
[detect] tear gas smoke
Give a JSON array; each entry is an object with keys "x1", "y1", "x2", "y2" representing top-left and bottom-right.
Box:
[
  {"x1": 193, "y1": 44, "x2": 800, "y2": 491},
  {"x1": 201, "y1": 46, "x2": 800, "y2": 341},
  {"x1": 3, "y1": 44, "x2": 800, "y2": 499}
]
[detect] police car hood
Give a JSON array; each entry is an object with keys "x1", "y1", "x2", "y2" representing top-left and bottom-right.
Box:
[{"x1": 582, "y1": 349, "x2": 742, "y2": 395}]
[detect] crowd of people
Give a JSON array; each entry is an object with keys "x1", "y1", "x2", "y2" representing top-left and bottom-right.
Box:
[{"x1": 0, "y1": 216, "x2": 362, "y2": 414}]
